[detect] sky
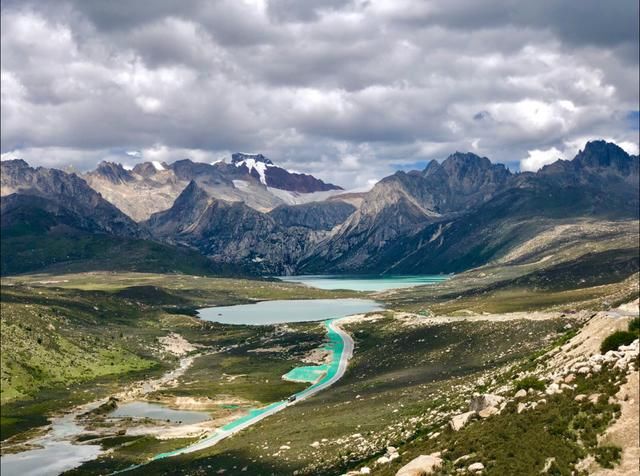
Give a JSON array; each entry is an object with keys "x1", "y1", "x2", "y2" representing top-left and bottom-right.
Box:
[{"x1": 1, "y1": 0, "x2": 639, "y2": 189}]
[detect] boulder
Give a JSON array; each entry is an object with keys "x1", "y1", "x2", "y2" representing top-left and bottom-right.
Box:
[
  {"x1": 478, "y1": 406, "x2": 499, "y2": 418},
  {"x1": 468, "y1": 394, "x2": 504, "y2": 412},
  {"x1": 396, "y1": 454, "x2": 443, "y2": 476},
  {"x1": 449, "y1": 411, "x2": 476, "y2": 431},
  {"x1": 514, "y1": 389, "x2": 527, "y2": 399},
  {"x1": 545, "y1": 383, "x2": 561, "y2": 395},
  {"x1": 468, "y1": 462, "x2": 485, "y2": 472}
]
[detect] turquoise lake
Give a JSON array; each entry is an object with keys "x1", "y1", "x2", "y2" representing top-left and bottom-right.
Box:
[
  {"x1": 279, "y1": 274, "x2": 450, "y2": 292},
  {"x1": 198, "y1": 298, "x2": 383, "y2": 325}
]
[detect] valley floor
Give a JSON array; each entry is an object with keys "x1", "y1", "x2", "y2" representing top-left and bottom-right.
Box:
[{"x1": 0, "y1": 270, "x2": 638, "y2": 476}]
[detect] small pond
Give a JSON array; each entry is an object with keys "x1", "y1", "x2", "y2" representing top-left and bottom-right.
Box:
[{"x1": 109, "y1": 402, "x2": 211, "y2": 424}]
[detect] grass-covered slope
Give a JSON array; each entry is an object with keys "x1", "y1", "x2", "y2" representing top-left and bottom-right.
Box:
[{"x1": 0, "y1": 273, "x2": 361, "y2": 441}]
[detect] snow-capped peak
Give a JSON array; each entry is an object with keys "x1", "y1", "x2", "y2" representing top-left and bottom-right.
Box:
[
  {"x1": 231, "y1": 153, "x2": 274, "y2": 185},
  {"x1": 151, "y1": 161, "x2": 166, "y2": 171}
]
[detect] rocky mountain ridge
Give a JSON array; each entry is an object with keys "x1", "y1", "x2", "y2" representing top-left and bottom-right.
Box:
[
  {"x1": 1, "y1": 140, "x2": 638, "y2": 276},
  {"x1": 80, "y1": 153, "x2": 343, "y2": 221}
]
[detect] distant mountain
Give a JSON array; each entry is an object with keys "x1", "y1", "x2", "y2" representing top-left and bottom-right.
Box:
[
  {"x1": 2, "y1": 140, "x2": 637, "y2": 277},
  {"x1": 82, "y1": 154, "x2": 344, "y2": 221},
  {"x1": 1, "y1": 160, "x2": 141, "y2": 237},
  {"x1": 145, "y1": 181, "x2": 321, "y2": 274},
  {"x1": 0, "y1": 162, "x2": 224, "y2": 276},
  {"x1": 231, "y1": 153, "x2": 342, "y2": 192},
  {"x1": 299, "y1": 141, "x2": 639, "y2": 274}
]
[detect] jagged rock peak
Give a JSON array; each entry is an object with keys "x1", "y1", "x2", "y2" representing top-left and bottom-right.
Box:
[
  {"x1": 231, "y1": 153, "x2": 274, "y2": 166},
  {"x1": 1, "y1": 158, "x2": 30, "y2": 169},
  {"x1": 574, "y1": 140, "x2": 633, "y2": 169},
  {"x1": 94, "y1": 161, "x2": 134, "y2": 184}
]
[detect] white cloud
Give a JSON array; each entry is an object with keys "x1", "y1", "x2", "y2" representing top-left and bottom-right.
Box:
[
  {"x1": 520, "y1": 147, "x2": 563, "y2": 172},
  {"x1": 0, "y1": 1, "x2": 637, "y2": 187}
]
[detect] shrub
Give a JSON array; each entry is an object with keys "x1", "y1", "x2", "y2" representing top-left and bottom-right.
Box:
[
  {"x1": 514, "y1": 375, "x2": 545, "y2": 392},
  {"x1": 600, "y1": 331, "x2": 637, "y2": 353},
  {"x1": 628, "y1": 317, "x2": 640, "y2": 334},
  {"x1": 594, "y1": 445, "x2": 621, "y2": 468}
]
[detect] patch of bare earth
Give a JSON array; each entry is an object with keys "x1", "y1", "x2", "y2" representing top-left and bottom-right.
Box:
[{"x1": 591, "y1": 371, "x2": 640, "y2": 476}]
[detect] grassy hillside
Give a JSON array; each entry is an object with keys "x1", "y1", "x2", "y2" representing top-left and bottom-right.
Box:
[
  {"x1": 0, "y1": 273, "x2": 361, "y2": 441},
  {"x1": 0, "y1": 231, "x2": 224, "y2": 276},
  {"x1": 381, "y1": 220, "x2": 639, "y2": 315}
]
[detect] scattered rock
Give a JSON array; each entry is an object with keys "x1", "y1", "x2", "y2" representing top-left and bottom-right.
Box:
[
  {"x1": 449, "y1": 411, "x2": 476, "y2": 431},
  {"x1": 514, "y1": 389, "x2": 527, "y2": 399},
  {"x1": 468, "y1": 462, "x2": 485, "y2": 472},
  {"x1": 588, "y1": 393, "x2": 601, "y2": 404},
  {"x1": 396, "y1": 453, "x2": 443, "y2": 476},
  {"x1": 545, "y1": 383, "x2": 561, "y2": 395},
  {"x1": 468, "y1": 394, "x2": 504, "y2": 412},
  {"x1": 478, "y1": 406, "x2": 499, "y2": 418},
  {"x1": 453, "y1": 454, "x2": 473, "y2": 465}
]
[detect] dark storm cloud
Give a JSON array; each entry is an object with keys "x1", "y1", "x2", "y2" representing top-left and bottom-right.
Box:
[{"x1": 1, "y1": 0, "x2": 638, "y2": 187}]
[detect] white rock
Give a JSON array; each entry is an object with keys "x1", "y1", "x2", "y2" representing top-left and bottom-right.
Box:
[
  {"x1": 577, "y1": 366, "x2": 591, "y2": 374},
  {"x1": 468, "y1": 462, "x2": 485, "y2": 472},
  {"x1": 545, "y1": 383, "x2": 561, "y2": 395},
  {"x1": 514, "y1": 389, "x2": 527, "y2": 399},
  {"x1": 396, "y1": 454, "x2": 443, "y2": 476},
  {"x1": 449, "y1": 411, "x2": 476, "y2": 431},
  {"x1": 310, "y1": 441, "x2": 320, "y2": 448},
  {"x1": 376, "y1": 456, "x2": 390, "y2": 465},
  {"x1": 478, "y1": 406, "x2": 499, "y2": 418},
  {"x1": 468, "y1": 394, "x2": 504, "y2": 412},
  {"x1": 360, "y1": 467, "x2": 371, "y2": 474},
  {"x1": 517, "y1": 402, "x2": 527, "y2": 414}
]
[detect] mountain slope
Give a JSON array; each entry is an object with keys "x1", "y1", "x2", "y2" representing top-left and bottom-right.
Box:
[
  {"x1": 145, "y1": 182, "x2": 312, "y2": 274},
  {"x1": 0, "y1": 193, "x2": 219, "y2": 276},
  {"x1": 300, "y1": 141, "x2": 639, "y2": 275},
  {"x1": 1, "y1": 160, "x2": 142, "y2": 237}
]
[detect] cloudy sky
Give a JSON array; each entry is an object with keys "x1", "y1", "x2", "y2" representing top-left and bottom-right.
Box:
[{"x1": 1, "y1": 0, "x2": 638, "y2": 188}]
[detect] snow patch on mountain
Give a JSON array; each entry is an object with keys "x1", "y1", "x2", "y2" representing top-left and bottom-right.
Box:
[
  {"x1": 152, "y1": 161, "x2": 165, "y2": 171},
  {"x1": 232, "y1": 153, "x2": 275, "y2": 185}
]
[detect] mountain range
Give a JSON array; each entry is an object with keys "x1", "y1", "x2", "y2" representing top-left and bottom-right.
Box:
[{"x1": 1, "y1": 140, "x2": 638, "y2": 276}]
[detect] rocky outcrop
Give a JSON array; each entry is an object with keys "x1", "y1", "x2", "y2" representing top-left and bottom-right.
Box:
[
  {"x1": 269, "y1": 201, "x2": 356, "y2": 231},
  {"x1": 87, "y1": 161, "x2": 135, "y2": 184}
]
